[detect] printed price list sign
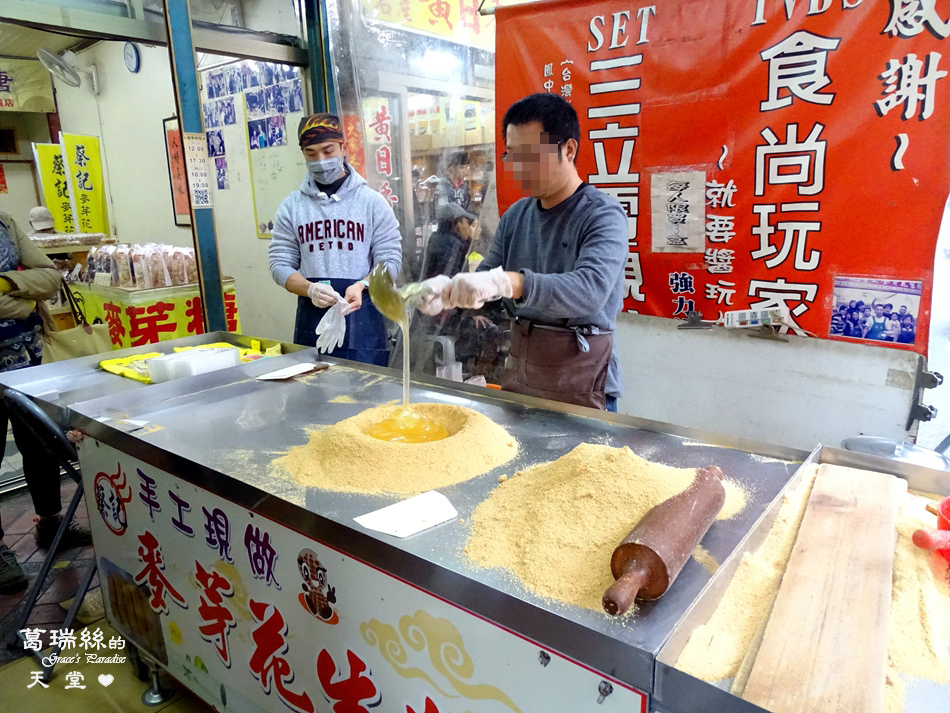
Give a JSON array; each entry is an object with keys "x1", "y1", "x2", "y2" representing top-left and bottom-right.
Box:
[{"x1": 182, "y1": 132, "x2": 213, "y2": 208}]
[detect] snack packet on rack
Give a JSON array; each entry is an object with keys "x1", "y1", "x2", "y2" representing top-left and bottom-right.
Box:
[
  {"x1": 114, "y1": 245, "x2": 134, "y2": 288},
  {"x1": 145, "y1": 244, "x2": 171, "y2": 287},
  {"x1": 169, "y1": 248, "x2": 187, "y2": 286},
  {"x1": 131, "y1": 246, "x2": 152, "y2": 289},
  {"x1": 184, "y1": 248, "x2": 198, "y2": 284},
  {"x1": 85, "y1": 246, "x2": 98, "y2": 283},
  {"x1": 98, "y1": 245, "x2": 117, "y2": 286}
]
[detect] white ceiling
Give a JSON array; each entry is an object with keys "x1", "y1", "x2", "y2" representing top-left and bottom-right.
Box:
[{"x1": 0, "y1": 22, "x2": 88, "y2": 60}]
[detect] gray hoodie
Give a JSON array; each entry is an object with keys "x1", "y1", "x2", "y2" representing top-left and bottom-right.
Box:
[{"x1": 268, "y1": 166, "x2": 402, "y2": 286}]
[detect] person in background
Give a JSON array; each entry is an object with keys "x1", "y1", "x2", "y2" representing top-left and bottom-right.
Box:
[
  {"x1": 28, "y1": 207, "x2": 57, "y2": 235},
  {"x1": 898, "y1": 314, "x2": 916, "y2": 344},
  {"x1": 435, "y1": 151, "x2": 473, "y2": 215},
  {"x1": 852, "y1": 309, "x2": 865, "y2": 336},
  {"x1": 417, "y1": 93, "x2": 627, "y2": 411},
  {"x1": 422, "y1": 203, "x2": 479, "y2": 280},
  {"x1": 830, "y1": 304, "x2": 847, "y2": 336},
  {"x1": 0, "y1": 210, "x2": 91, "y2": 594},
  {"x1": 885, "y1": 309, "x2": 902, "y2": 342},
  {"x1": 863, "y1": 303, "x2": 889, "y2": 340},
  {"x1": 268, "y1": 113, "x2": 402, "y2": 366}
]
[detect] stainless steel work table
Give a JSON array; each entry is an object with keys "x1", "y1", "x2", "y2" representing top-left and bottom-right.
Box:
[{"x1": 40, "y1": 338, "x2": 806, "y2": 707}]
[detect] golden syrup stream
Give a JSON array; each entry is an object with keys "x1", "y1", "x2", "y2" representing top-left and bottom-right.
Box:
[{"x1": 365, "y1": 264, "x2": 449, "y2": 443}]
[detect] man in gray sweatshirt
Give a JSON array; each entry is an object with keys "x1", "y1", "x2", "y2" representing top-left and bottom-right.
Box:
[
  {"x1": 417, "y1": 94, "x2": 627, "y2": 411},
  {"x1": 269, "y1": 113, "x2": 402, "y2": 365}
]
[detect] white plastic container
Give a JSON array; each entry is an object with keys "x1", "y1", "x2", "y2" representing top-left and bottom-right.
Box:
[{"x1": 148, "y1": 348, "x2": 241, "y2": 383}]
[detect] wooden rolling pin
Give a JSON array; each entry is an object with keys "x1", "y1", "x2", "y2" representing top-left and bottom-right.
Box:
[
  {"x1": 912, "y1": 528, "x2": 950, "y2": 550},
  {"x1": 603, "y1": 466, "x2": 726, "y2": 616}
]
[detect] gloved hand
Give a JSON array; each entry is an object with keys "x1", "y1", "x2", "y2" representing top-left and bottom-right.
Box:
[
  {"x1": 414, "y1": 275, "x2": 452, "y2": 315},
  {"x1": 446, "y1": 267, "x2": 513, "y2": 309},
  {"x1": 315, "y1": 298, "x2": 351, "y2": 353},
  {"x1": 308, "y1": 281, "x2": 340, "y2": 308}
]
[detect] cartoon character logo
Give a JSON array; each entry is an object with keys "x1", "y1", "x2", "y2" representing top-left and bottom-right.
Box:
[
  {"x1": 93, "y1": 464, "x2": 133, "y2": 535},
  {"x1": 297, "y1": 548, "x2": 338, "y2": 624}
]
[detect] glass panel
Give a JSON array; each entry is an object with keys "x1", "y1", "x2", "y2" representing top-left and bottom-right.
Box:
[
  {"x1": 327, "y1": 0, "x2": 506, "y2": 384},
  {"x1": 141, "y1": 0, "x2": 304, "y2": 40}
]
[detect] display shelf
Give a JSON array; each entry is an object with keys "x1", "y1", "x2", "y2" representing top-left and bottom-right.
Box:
[{"x1": 39, "y1": 243, "x2": 116, "y2": 255}]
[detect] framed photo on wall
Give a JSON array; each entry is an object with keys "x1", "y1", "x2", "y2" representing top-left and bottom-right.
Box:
[{"x1": 163, "y1": 116, "x2": 191, "y2": 226}]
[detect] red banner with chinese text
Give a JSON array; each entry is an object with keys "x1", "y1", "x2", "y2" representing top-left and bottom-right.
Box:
[{"x1": 496, "y1": 0, "x2": 950, "y2": 355}]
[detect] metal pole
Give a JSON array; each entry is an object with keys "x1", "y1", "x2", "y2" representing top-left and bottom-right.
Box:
[
  {"x1": 162, "y1": 0, "x2": 227, "y2": 332},
  {"x1": 303, "y1": 0, "x2": 336, "y2": 115}
]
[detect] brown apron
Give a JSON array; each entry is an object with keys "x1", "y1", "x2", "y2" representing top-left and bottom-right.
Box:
[{"x1": 502, "y1": 320, "x2": 613, "y2": 410}]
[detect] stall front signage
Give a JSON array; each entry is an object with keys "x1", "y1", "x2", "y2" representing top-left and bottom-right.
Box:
[
  {"x1": 362, "y1": 97, "x2": 399, "y2": 208},
  {"x1": 0, "y1": 59, "x2": 55, "y2": 113},
  {"x1": 496, "y1": 0, "x2": 949, "y2": 354},
  {"x1": 33, "y1": 143, "x2": 77, "y2": 233},
  {"x1": 359, "y1": 0, "x2": 500, "y2": 50},
  {"x1": 72, "y1": 284, "x2": 240, "y2": 349},
  {"x1": 78, "y1": 441, "x2": 647, "y2": 713}
]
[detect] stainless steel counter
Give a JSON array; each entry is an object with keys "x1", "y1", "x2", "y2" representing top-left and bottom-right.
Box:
[
  {"x1": 653, "y1": 445, "x2": 950, "y2": 713},
  {"x1": 18, "y1": 335, "x2": 808, "y2": 699}
]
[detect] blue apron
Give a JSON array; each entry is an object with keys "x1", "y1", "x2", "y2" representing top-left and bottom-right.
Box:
[
  {"x1": 293, "y1": 278, "x2": 390, "y2": 367},
  {"x1": 865, "y1": 316, "x2": 887, "y2": 341}
]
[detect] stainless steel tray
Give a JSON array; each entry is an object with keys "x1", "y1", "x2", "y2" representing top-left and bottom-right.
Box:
[
  {"x1": 1, "y1": 333, "x2": 808, "y2": 697},
  {"x1": 654, "y1": 446, "x2": 950, "y2": 713}
]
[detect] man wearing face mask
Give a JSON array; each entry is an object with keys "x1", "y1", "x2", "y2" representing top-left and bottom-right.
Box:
[{"x1": 269, "y1": 113, "x2": 402, "y2": 366}]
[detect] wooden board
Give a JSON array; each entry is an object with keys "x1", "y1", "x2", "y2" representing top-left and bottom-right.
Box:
[{"x1": 742, "y1": 463, "x2": 906, "y2": 713}]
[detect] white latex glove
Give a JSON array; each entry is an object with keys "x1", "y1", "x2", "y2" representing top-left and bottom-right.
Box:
[
  {"x1": 414, "y1": 275, "x2": 452, "y2": 315},
  {"x1": 315, "y1": 297, "x2": 351, "y2": 353},
  {"x1": 447, "y1": 267, "x2": 513, "y2": 309},
  {"x1": 308, "y1": 281, "x2": 340, "y2": 308}
]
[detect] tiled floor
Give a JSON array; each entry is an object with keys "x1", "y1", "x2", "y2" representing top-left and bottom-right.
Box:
[{"x1": 0, "y1": 477, "x2": 214, "y2": 712}]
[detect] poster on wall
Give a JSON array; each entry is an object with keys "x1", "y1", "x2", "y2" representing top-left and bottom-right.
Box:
[
  {"x1": 0, "y1": 164, "x2": 6, "y2": 193},
  {"x1": 163, "y1": 117, "x2": 191, "y2": 226},
  {"x1": 182, "y1": 132, "x2": 213, "y2": 208},
  {"x1": 61, "y1": 133, "x2": 109, "y2": 234},
  {"x1": 206, "y1": 130, "x2": 225, "y2": 158},
  {"x1": 33, "y1": 143, "x2": 76, "y2": 232},
  {"x1": 830, "y1": 276, "x2": 922, "y2": 345},
  {"x1": 495, "y1": 0, "x2": 950, "y2": 355},
  {"x1": 650, "y1": 172, "x2": 705, "y2": 253},
  {"x1": 228, "y1": 59, "x2": 306, "y2": 240},
  {"x1": 215, "y1": 157, "x2": 228, "y2": 190},
  {"x1": 220, "y1": 97, "x2": 236, "y2": 125}
]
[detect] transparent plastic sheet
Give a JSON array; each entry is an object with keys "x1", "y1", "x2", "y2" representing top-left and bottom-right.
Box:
[{"x1": 325, "y1": 0, "x2": 509, "y2": 385}]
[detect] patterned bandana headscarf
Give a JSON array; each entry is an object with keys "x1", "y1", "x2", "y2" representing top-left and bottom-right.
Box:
[{"x1": 298, "y1": 113, "x2": 344, "y2": 148}]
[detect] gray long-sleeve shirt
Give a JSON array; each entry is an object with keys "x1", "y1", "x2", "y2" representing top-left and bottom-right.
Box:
[{"x1": 478, "y1": 183, "x2": 628, "y2": 397}]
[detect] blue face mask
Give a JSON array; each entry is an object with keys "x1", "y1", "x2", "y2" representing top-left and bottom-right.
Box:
[{"x1": 307, "y1": 157, "x2": 344, "y2": 184}]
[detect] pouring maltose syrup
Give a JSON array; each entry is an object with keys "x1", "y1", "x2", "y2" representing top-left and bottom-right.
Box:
[{"x1": 365, "y1": 264, "x2": 449, "y2": 443}]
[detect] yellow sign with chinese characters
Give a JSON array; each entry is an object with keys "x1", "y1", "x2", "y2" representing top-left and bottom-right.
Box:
[
  {"x1": 61, "y1": 133, "x2": 110, "y2": 235},
  {"x1": 72, "y1": 281, "x2": 241, "y2": 350},
  {"x1": 360, "y1": 0, "x2": 498, "y2": 50},
  {"x1": 0, "y1": 59, "x2": 55, "y2": 113},
  {"x1": 33, "y1": 143, "x2": 76, "y2": 233}
]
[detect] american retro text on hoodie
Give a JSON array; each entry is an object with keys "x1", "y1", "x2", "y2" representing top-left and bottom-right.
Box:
[{"x1": 268, "y1": 162, "x2": 402, "y2": 285}]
